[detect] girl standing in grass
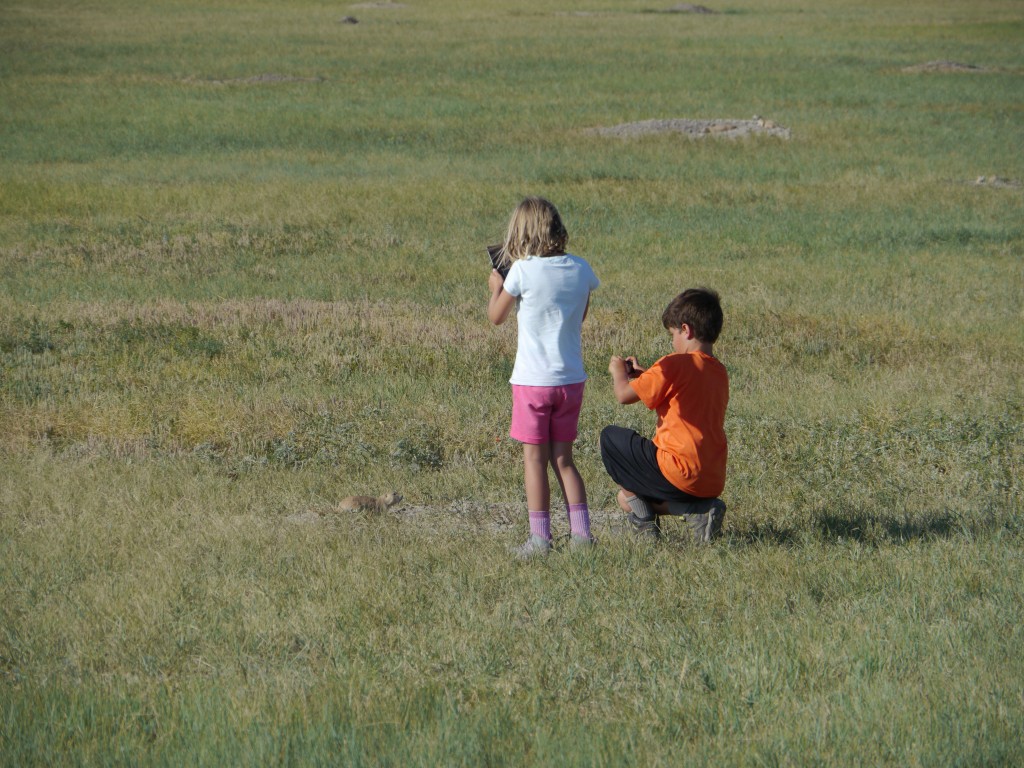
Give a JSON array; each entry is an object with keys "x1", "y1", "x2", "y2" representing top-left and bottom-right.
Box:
[{"x1": 487, "y1": 197, "x2": 600, "y2": 557}]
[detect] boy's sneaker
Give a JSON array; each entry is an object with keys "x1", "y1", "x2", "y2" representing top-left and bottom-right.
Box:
[
  {"x1": 569, "y1": 534, "x2": 596, "y2": 552},
  {"x1": 627, "y1": 512, "x2": 661, "y2": 540},
  {"x1": 664, "y1": 498, "x2": 726, "y2": 544},
  {"x1": 514, "y1": 534, "x2": 552, "y2": 559}
]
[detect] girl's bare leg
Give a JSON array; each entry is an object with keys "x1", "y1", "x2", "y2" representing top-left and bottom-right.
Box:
[
  {"x1": 523, "y1": 442, "x2": 551, "y2": 513},
  {"x1": 550, "y1": 441, "x2": 586, "y2": 506}
]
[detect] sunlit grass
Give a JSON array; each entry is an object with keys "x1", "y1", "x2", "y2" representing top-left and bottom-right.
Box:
[{"x1": 2, "y1": 0, "x2": 1023, "y2": 764}]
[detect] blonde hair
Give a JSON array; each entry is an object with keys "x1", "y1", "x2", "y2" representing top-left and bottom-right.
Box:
[{"x1": 495, "y1": 196, "x2": 569, "y2": 270}]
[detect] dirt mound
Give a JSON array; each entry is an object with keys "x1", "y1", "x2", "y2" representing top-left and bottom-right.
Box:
[
  {"x1": 588, "y1": 117, "x2": 790, "y2": 140},
  {"x1": 902, "y1": 61, "x2": 988, "y2": 73}
]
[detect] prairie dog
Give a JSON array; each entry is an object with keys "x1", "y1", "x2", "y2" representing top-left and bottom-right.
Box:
[{"x1": 337, "y1": 491, "x2": 402, "y2": 513}]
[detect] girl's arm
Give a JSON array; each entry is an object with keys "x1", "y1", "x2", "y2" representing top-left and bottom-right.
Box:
[{"x1": 487, "y1": 270, "x2": 516, "y2": 325}]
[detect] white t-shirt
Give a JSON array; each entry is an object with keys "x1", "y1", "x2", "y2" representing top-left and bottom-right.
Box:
[{"x1": 502, "y1": 254, "x2": 599, "y2": 386}]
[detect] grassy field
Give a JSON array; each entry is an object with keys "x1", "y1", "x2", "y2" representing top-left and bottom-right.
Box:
[{"x1": 2, "y1": 0, "x2": 1022, "y2": 764}]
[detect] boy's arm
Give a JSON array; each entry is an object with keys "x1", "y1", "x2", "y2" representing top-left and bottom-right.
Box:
[{"x1": 609, "y1": 356, "x2": 641, "y2": 404}]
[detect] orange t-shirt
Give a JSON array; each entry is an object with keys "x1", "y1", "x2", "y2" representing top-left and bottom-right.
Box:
[{"x1": 629, "y1": 351, "x2": 729, "y2": 497}]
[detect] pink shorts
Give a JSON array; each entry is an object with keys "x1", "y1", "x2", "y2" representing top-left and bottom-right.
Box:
[{"x1": 510, "y1": 382, "x2": 586, "y2": 444}]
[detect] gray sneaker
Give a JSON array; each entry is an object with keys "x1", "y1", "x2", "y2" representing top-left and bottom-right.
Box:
[
  {"x1": 627, "y1": 512, "x2": 661, "y2": 540},
  {"x1": 664, "y1": 498, "x2": 726, "y2": 543},
  {"x1": 514, "y1": 534, "x2": 552, "y2": 559}
]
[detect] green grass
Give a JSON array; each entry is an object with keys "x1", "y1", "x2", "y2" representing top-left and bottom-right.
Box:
[{"x1": 2, "y1": 0, "x2": 1023, "y2": 764}]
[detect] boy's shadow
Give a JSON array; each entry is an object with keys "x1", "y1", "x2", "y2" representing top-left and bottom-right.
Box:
[
  {"x1": 733, "y1": 504, "x2": 975, "y2": 547},
  {"x1": 815, "y1": 505, "x2": 962, "y2": 544}
]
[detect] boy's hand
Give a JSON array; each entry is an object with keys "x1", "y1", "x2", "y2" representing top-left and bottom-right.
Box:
[
  {"x1": 610, "y1": 356, "x2": 643, "y2": 377},
  {"x1": 609, "y1": 356, "x2": 642, "y2": 404}
]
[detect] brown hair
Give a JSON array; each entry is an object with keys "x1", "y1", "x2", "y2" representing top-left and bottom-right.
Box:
[
  {"x1": 662, "y1": 288, "x2": 723, "y2": 343},
  {"x1": 495, "y1": 197, "x2": 568, "y2": 269}
]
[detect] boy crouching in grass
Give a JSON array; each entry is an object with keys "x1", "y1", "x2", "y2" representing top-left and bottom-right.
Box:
[{"x1": 601, "y1": 288, "x2": 728, "y2": 543}]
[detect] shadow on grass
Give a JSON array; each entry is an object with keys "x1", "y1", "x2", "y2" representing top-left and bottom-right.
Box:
[
  {"x1": 730, "y1": 521, "x2": 802, "y2": 547},
  {"x1": 816, "y1": 507, "x2": 962, "y2": 543},
  {"x1": 730, "y1": 504, "x2": 1014, "y2": 548}
]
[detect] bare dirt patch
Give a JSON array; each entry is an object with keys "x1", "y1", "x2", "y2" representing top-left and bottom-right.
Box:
[
  {"x1": 659, "y1": 3, "x2": 717, "y2": 13},
  {"x1": 284, "y1": 501, "x2": 711, "y2": 546},
  {"x1": 902, "y1": 61, "x2": 989, "y2": 73},
  {"x1": 559, "y1": 5, "x2": 717, "y2": 17},
  {"x1": 286, "y1": 500, "x2": 622, "y2": 534},
  {"x1": 587, "y1": 117, "x2": 791, "y2": 140},
  {"x1": 188, "y1": 74, "x2": 325, "y2": 85},
  {"x1": 972, "y1": 175, "x2": 1021, "y2": 189}
]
